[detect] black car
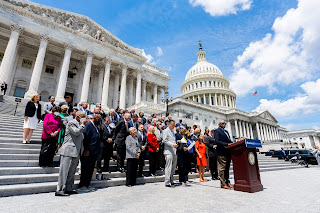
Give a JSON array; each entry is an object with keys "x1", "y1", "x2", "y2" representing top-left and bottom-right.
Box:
[{"x1": 298, "y1": 150, "x2": 317, "y2": 165}]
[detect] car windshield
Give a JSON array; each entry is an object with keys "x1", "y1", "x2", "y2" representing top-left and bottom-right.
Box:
[{"x1": 299, "y1": 150, "x2": 309, "y2": 154}]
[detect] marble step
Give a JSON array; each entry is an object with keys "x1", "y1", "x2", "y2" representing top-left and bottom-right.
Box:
[
  {"x1": 0, "y1": 154, "x2": 60, "y2": 160},
  {"x1": 0, "y1": 162, "x2": 296, "y2": 177},
  {"x1": 0, "y1": 148, "x2": 41, "y2": 154},
  {"x1": 0, "y1": 165, "x2": 304, "y2": 197},
  {"x1": 0, "y1": 138, "x2": 42, "y2": 144},
  {"x1": 0, "y1": 142, "x2": 41, "y2": 149},
  {"x1": 0, "y1": 163, "x2": 301, "y2": 185}
]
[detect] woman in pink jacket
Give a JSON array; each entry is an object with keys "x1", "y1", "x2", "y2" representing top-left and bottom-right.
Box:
[{"x1": 39, "y1": 106, "x2": 63, "y2": 167}]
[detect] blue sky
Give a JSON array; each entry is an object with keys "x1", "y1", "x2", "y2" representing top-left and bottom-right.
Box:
[{"x1": 30, "y1": 0, "x2": 320, "y2": 130}]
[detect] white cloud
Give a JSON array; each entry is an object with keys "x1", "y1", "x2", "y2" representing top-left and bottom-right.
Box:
[
  {"x1": 230, "y1": 0, "x2": 320, "y2": 96},
  {"x1": 140, "y1": 49, "x2": 157, "y2": 65},
  {"x1": 254, "y1": 78, "x2": 320, "y2": 117},
  {"x1": 156, "y1": 46, "x2": 164, "y2": 56},
  {"x1": 189, "y1": 0, "x2": 252, "y2": 16}
]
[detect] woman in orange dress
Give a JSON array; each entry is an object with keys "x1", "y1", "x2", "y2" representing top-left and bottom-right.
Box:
[{"x1": 195, "y1": 135, "x2": 207, "y2": 182}]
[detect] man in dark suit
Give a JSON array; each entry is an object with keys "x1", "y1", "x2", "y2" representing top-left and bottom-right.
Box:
[
  {"x1": 205, "y1": 129, "x2": 219, "y2": 180},
  {"x1": 135, "y1": 124, "x2": 147, "y2": 177},
  {"x1": 97, "y1": 117, "x2": 114, "y2": 173},
  {"x1": 59, "y1": 96, "x2": 73, "y2": 114},
  {"x1": 78, "y1": 114, "x2": 101, "y2": 192},
  {"x1": 214, "y1": 120, "x2": 233, "y2": 189},
  {"x1": 1, "y1": 81, "x2": 7, "y2": 95},
  {"x1": 128, "y1": 114, "x2": 139, "y2": 130},
  {"x1": 113, "y1": 112, "x2": 131, "y2": 172},
  {"x1": 139, "y1": 112, "x2": 146, "y2": 125}
]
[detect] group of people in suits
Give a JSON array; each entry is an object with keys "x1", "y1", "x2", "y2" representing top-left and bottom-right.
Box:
[{"x1": 22, "y1": 93, "x2": 235, "y2": 195}]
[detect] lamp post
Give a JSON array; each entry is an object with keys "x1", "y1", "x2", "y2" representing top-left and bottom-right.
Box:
[{"x1": 161, "y1": 91, "x2": 172, "y2": 117}]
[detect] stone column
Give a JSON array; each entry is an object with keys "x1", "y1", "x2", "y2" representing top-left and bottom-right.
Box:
[
  {"x1": 113, "y1": 72, "x2": 120, "y2": 109},
  {"x1": 153, "y1": 83, "x2": 158, "y2": 104},
  {"x1": 203, "y1": 94, "x2": 206, "y2": 104},
  {"x1": 80, "y1": 51, "x2": 93, "y2": 103},
  {"x1": 157, "y1": 89, "x2": 161, "y2": 104},
  {"x1": 0, "y1": 24, "x2": 22, "y2": 84},
  {"x1": 76, "y1": 61, "x2": 85, "y2": 104},
  {"x1": 119, "y1": 65, "x2": 127, "y2": 109},
  {"x1": 246, "y1": 123, "x2": 250, "y2": 138},
  {"x1": 214, "y1": 93, "x2": 217, "y2": 105},
  {"x1": 235, "y1": 120, "x2": 239, "y2": 138},
  {"x1": 198, "y1": 95, "x2": 201, "y2": 103},
  {"x1": 276, "y1": 128, "x2": 280, "y2": 140},
  {"x1": 7, "y1": 39, "x2": 23, "y2": 94},
  {"x1": 142, "y1": 79, "x2": 147, "y2": 101},
  {"x1": 25, "y1": 34, "x2": 50, "y2": 98},
  {"x1": 128, "y1": 76, "x2": 134, "y2": 106},
  {"x1": 220, "y1": 94, "x2": 223, "y2": 106},
  {"x1": 101, "y1": 58, "x2": 111, "y2": 110},
  {"x1": 55, "y1": 43, "x2": 73, "y2": 103},
  {"x1": 267, "y1": 125, "x2": 271, "y2": 141},
  {"x1": 135, "y1": 71, "x2": 142, "y2": 104},
  {"x1": 249, "y1": 123, "x2": 253, "y2": 139},
  {"x1": 96, "y1": 67, "x2": 104, "y2": 104},
  {"x1": 224, "y1": 94, "x2": 228, "y2": 106},
  {"x1": 256, "y1": 123, "x2": 261, "y2": 140},
  {"x1": 263, "y1": 124, "x2": 269, "y2": 141},
  {"x1": 243, "y1": 122, "x2": 247, "y2": 138},
  {"x1": 239, "y1": 121, "x2": 243, "y2": 137},
  {"x1": 209, "y1": 94, "x2": 212, "y2": 106}
]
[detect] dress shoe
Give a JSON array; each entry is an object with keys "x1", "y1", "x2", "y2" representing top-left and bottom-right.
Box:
[
  {"x1": 65, "y1": 190, "x2": 78, "y2": 195},
  {"x1": 77, "y1": 187, "x2": 90, "y2": 193},
  {"x1": 165, "y1": 184, "x2": 172, "y2": 187},
  {"x1": 55, "y1": 191, "x2": 70, "y2": 196},
  {"x1": 221, "y1": 185, "x2": 231, "y2": 189},
  {"x1": 211, "y1": 177, "x2": 217, "y2": 180},
  {"x1": 228, "y1": 184, "x2": 233, "y2": 188}
]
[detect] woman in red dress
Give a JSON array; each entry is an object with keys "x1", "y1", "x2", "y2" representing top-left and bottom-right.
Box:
[{"x1": 195, "y1": 135, "x2": 207, "y2": 182}]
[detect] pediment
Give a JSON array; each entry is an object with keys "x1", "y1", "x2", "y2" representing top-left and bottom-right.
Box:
[
  {"x1": 257, "y1": 111, "x2": 278, "y2": 122},
  {"x1": 2, "y1": 0, "x2": 145, "y2": 60}
]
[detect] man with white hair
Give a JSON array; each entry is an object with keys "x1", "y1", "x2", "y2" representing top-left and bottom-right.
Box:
[{"x1": 56, "y1": 111, "x2": 86, "y2": 196}]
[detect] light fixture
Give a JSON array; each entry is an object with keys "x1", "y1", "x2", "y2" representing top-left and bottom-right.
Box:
[{"x1": 72, "y1": 66, "x2": 78, "y2": 75}]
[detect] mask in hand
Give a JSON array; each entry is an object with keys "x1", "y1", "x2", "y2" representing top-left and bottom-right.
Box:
[{"x1": 54, "y1": 112, "x2": 59, "y2": 116}]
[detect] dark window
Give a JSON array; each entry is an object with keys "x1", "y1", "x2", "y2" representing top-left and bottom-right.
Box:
[
  {"x1": 21, "y1": 59, "x2": 33, "y2": 69},
  {"x1": 68, "y1": 71, "x2": 74, "y2": 79},
  {"x1": 45, "y1": 65, "x2": 55, "y2": 74},
  {"x1": 0, "y1": 52, "x2": 4, "y2": 63}
]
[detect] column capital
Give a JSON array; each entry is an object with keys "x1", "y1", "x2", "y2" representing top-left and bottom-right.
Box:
[
  {"x1": 10, "y1": 24, "x2": 23, "y2": 34},
  {"x1": 103, "y1": 57, "x2": 112, "y2": 64},
  {"x1": 86, "y1": 50, "x2": 94, "y2": 58},
  {"x1": 136, "y1": 69, "x2": 142, "y2": 74},
  {"x1": 40, "y1": 34, "x2": 50, "y2": 43},
  {"x1": 64, "y1": 42, "x2": 73, "y2": 51},
  {"x1": 119, "y1": 63, "x2": 128, "y2": 70}
]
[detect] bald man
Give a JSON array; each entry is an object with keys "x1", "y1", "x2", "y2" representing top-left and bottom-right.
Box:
[{"x1": 214, "y1": 120, "x2": 233, "y2": 189}]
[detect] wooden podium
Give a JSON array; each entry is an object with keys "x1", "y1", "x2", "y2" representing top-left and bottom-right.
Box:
[{"x1": 227, "y1": 139, "x2": 263, "y2": 193}]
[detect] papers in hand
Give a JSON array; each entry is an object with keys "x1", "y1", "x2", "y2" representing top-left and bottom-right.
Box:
[{"x1": 187, "y1": 141, "x2": 196, "y2": 151}]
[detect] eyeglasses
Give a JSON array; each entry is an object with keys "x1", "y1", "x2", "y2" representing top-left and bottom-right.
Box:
[{"x1": 221, "y1": 123, "x2": 226, "y2": 124}]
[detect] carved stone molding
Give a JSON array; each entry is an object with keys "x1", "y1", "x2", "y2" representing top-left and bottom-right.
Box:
[
  {"x1": 86, "y1": 50, "x2": 94, "y2": 58},
  {"x1": 103, "y1": 57, "x2": 112, "y2": 65},
  {"x1": 2, "y1": 0, "x2": 143, "y2": 59},
  {"x1": 39, "y1": 34, "x2": 50, "y2": 43},
  {"x1": 64, "y1": 42, "x2": 74, "y2": 51},
  {"x1": 10, "y1": 23, "x2": 23, "y2": 34}
]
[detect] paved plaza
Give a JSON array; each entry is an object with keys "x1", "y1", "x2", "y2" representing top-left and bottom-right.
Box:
[{"x1": 0, "y1": 167, "x2": 319, "y2": 213}]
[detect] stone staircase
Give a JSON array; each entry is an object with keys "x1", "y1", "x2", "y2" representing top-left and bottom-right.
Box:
[{"x1": 0, "y1": 112, "x2": 303, "y2": 197}]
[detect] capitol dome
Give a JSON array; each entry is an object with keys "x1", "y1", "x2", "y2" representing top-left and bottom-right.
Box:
[{"x1": 180, "y1": 42, "x2": 237, "y2": 109}]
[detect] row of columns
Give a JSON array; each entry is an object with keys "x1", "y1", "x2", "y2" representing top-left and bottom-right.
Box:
[
  {"x1": 256, "y1": 123, "x2": 280, "y2": 142},
  {"x1": 234, "y1": 119, "x2": 253, "y2": 139},
  {"x1": 184, "y1": 80, "x2": 228, "y2": 92},
  {"x1": 0, "y1": 24, "x2": 164, "y2": 110},
  {"x1": 189, "y1": 93, "x2": 236, "y2": 108}
]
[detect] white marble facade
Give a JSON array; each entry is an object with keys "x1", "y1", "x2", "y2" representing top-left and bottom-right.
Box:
[{"x1": 0, "y1": 0, "x2": 170, "y2": 112}]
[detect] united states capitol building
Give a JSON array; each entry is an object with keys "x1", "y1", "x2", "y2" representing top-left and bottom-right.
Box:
[{"x1": 1, "y1": 0, "x2": 317, "y2": 151}]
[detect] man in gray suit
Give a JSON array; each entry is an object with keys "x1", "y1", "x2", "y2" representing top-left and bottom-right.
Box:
[
  {"x1": 56, "y1": 111, "x2": 86, "y2": 196},
  {"x1": 162, "y1": 120, "x2": 178, "y2": 187},
  {"x1": 43, "y1": 95, "x2": 56, "y2": 115}
]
